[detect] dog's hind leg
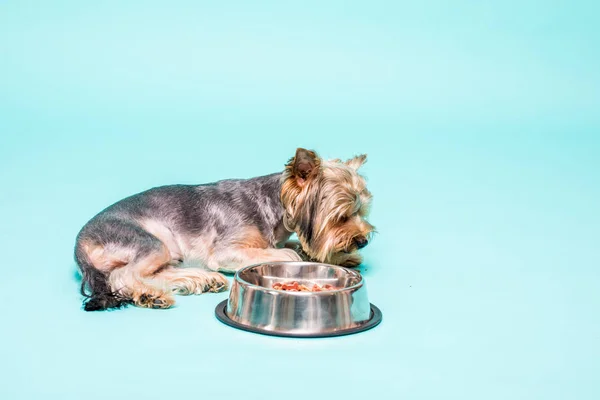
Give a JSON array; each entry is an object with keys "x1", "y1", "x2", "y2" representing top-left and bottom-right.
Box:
[
  {"x1": 78, "y1": 218, "x2": 179, "y2": 310},
  {"x1": 106, "y1": 248, "x2": 177, "y2": 309},
  {"x1": 106, "y1": 252, "x2": 228, "y2": 307}
]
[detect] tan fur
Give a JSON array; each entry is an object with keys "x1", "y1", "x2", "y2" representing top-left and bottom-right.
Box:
[
  {"x1": 231, "y1": 227, "x2": 270, "y2": 249},
  {"x1": 281, "y1": 151, "x2": 374, "y2": 266},
  {"x1": 211, "y1": 247, "x2": 302, "y2": 273},
  {"x1": 82, "y1": 241, "x2": 136, "y2": 272},
  {"x1": 139, "y1": 218, "x2": 184, "y2": 261},
  {"x1": 187, "y1": 228, "x2": 219, "y2": 262},
  {"x1": 156, "y1": 267, "x2": 228, "y2": 295}
]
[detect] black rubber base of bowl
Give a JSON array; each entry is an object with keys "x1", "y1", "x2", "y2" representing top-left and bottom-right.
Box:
[{"x1": 214, "y1": 300, "x2": 382, "y2": 338}]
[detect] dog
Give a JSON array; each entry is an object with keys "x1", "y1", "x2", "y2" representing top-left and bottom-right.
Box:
[{"x1": 75, "y1": 148, "x2": 374, "y2": 311}]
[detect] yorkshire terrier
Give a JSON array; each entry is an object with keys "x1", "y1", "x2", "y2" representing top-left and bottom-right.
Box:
[{"x1": 75, "y1": 148, "x2": 374, "y2": 311}]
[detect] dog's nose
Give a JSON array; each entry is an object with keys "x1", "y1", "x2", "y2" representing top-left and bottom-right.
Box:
[{"x1": 355, "y1": 237, "x2": 369, "y2": 249}]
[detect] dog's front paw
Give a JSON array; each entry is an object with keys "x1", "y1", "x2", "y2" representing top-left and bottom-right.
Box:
[
  {"x1": 280, "y1": 248, "x2": 303, "y2": 262},
  {"x1": 206, "y1": 272, "x2": 229, "y2": 293}
]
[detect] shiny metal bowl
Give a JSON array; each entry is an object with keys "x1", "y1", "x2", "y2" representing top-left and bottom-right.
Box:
[{"x1": 214, "y1": 261, "x2": 382, "y2": 338}]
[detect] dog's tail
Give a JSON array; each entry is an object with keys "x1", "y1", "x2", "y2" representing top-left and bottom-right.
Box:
[{"x1": 75, "y1": 246, "x2": 128, "y2": 312}]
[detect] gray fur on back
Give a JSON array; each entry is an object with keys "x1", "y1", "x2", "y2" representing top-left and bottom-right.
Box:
[{"x1": 77, "y1": 172, "x2": 288, "y2": 251}]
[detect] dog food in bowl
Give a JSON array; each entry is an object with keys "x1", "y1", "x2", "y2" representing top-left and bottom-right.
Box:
[{"x1": 272, "y1": 281, "x2": 338, "y2": 292}]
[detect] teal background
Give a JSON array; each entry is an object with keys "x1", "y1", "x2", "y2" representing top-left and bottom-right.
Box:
[{"x1": 1, "y1": 1, "x2": 599, "y2": 399}]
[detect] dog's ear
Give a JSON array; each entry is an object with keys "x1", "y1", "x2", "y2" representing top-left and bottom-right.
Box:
[
  {"x1": 288, "y1": 148, "x2": 321, "y2": 187},
  {"x1": 346, "y1": 154, "x2": 367, "y2": 170}
]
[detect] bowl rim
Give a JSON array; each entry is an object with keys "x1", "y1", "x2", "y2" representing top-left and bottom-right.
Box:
[{"x1": 233, "y1": 261, "x2": 364, "y2": 295}]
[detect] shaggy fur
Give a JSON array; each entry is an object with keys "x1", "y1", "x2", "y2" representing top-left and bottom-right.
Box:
[{"x1": 75, "y1": 148, "x2": 374, "y2": 311}]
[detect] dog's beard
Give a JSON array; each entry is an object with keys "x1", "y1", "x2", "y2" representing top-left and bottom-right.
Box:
[
  {"x1": 304, "y1": 228, "x2": 367, "y2": 267},
  {"x1": 328, "y1": 251, "x2": 363, "y2": 267}
]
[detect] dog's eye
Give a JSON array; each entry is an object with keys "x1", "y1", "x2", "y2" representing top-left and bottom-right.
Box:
[{"x1": 339, "y1": 215, "x2": 349, "y2": 223}]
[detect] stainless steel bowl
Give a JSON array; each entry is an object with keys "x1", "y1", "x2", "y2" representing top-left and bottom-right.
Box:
[{"x1": 215, "y1": 261, "x2": 382, "y2": 338}]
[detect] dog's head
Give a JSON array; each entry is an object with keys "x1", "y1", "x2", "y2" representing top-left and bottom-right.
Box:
[{"x1": 281, "y1": 148, "x2": 374, "y2": 267}]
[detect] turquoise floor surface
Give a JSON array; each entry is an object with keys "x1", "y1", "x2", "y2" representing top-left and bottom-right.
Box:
[{"x1": 1, "y1": 2, "x2": 599, "y2": 399}]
